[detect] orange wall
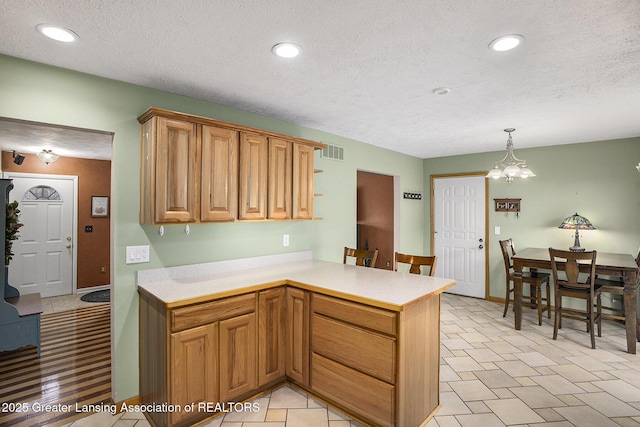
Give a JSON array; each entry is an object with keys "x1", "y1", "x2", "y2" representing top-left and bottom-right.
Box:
[
  {"x1": 357, "y1": 171, "x2": 394, "y2": 270},
  {"x1": 2, "y1": 151, "x2": 111, "y2": 289}
]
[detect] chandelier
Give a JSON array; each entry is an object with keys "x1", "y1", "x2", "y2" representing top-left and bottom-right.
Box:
[{"x1": 486, "y1": 128, "x2": 535, "y2": 183}]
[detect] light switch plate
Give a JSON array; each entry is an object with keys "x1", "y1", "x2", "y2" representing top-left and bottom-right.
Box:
[
  {"x1": 494, "y1": 226, "x2": 501, "y2": 235},
  {"x1": 126, "y1": 245, "x2": 150, "y2": 264},
  {"x1": 283, "y1": 234, "x2": 289, "y2": 247}
]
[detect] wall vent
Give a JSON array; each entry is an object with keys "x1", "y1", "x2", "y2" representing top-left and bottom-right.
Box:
[{"x1": 320, "y1": 144, "x2": 344, "y2": 161}]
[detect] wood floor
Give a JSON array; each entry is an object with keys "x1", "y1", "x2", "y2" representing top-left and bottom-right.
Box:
[{"x1": 0, "y1": 304, "x2": 111, "y2": 427}]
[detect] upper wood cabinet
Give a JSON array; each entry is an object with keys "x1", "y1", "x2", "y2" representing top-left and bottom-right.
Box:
[
  {"x1": 138, "y1": 108, "x2": 325, "y2": 224},
  {"x1": 239, "y1": 133, "x2": 268, "y2": 220},
  {"x1": 268, "y1": 138, "x2": 293, "y2": 219},
  {"x1": 140, "y1": 116, "x2": 199, "y2": 224},
  {"x1": 201, "y1": 125, "x2": 238, "y2": 221},
  {"x1": 293, "y1": 143, "x2": 315, "y2": 219}
]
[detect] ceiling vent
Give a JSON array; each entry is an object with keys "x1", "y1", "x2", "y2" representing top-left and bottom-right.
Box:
[{"x1": 320, "y1": 143, "x2": 344, "y2": 161}]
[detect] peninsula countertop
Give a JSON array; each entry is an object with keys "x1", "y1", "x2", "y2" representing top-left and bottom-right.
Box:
[{"x1": 137, "y1": 259, "x2": 456, "y2": 311}]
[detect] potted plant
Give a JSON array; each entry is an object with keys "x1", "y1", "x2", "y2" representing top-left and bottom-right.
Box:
[{"x1": 6, "y1": 200, "x2": 23, "y2": 266}]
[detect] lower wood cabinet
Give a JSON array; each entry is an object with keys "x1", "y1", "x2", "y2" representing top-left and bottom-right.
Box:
[
  {"x1": 286, "y1": 287, "x2": 310, "y2": 385},
  {"x1": 258, "y1": 288, "x2": 286, "y2": 386},
  {"x1": 170, "y1": 324, "x2": 218, "y2": 426},
  {"x1": 219, "y1": 312, "x2": 257, "y2": 402},
  {"x1": 139, "y1": 283, "x2": 441, "y2": 427},
  {"x1": 312, "y1": 352, "x2": 395, "y2": 427}
]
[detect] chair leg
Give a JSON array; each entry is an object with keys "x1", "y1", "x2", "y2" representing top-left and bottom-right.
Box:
[
  {"x1": 536, "y1": 283, "x2": 543, "y2": 326},
  {"x1": 597, "y1": 294, "x2": 602, "y2": 338},
  {"x1": 545, "y1": 283, "x2": 551, "y2": 319},
  {"x1": 587, "y1": 296, "x2": 596, "y2": 349},
  {"x1": 553, "y1": 295, "x2": 561, "y2": 340},
  {"x1": 503, "y1": 284, "x2": 511, "y2": 317}
]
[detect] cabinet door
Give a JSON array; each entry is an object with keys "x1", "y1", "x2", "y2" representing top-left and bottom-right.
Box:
[
  {"x1": 155, "y1": 117, "x2": 199, "y2": 223},
  {"x1": 286, "y1": 288, "x2": 310, "y2": 385},
  {"x1": 201, "y1": 125, "x2": 239, "y2": 221},
  {"x1": 293, "y1": 143, "x2": 314, "y2": 219},
  {"x1": 268, "y1": 138, "x2": 292, "y2": 219},
  {"x1": 258, "y1": 288, "x2": 286, "y2": 385},
  {"x1": 239, "y1": 133, "x2": 268, "y2": 220},
  {"x1": 170, "y1": 323, "x2": 218, "y2": 426},
  {"x1": 219, "y1": 312, "x2": 257, "y2": 401}
]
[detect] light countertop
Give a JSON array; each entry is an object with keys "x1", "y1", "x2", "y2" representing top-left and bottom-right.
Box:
[{"x1": 137, "y1": 260, "x2": 455, "y2": 311}]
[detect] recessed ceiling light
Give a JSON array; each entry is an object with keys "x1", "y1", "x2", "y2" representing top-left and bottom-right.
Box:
[
  {"x1": 488, "y1": 34, "x2": 524, "y2": 52},
  {"x1": 432, "y1": 87, "x2": 450, "y2": 95},
  {"x1": 36, "y1": 24, "x2": 79, "y2": 43},
  {"x1": 272, "y1": 43, "x2": 301, "y2": 58}
]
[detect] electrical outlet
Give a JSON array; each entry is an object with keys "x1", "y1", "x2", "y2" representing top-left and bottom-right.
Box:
[{"x1": 283, "y1": 234, "x2": 289, "y2": 247}]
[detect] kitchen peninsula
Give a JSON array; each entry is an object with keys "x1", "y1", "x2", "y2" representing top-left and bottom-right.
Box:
[{"x1": 138, "y1": 256, "x2": 455, "y2": 427}]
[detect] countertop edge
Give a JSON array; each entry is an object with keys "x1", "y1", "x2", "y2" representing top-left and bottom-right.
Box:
[{"x1": 138, "y1": 275, "x2": 456, "y2": 312}]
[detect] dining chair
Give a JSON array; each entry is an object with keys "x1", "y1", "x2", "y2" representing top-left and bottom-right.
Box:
[
  {"x1": 499, "y1": 239, "x2": 551, "y2": 325},
  {"x1": 343, "y1": 247, "x2": 378, "y2": 268},
  {"x1": 393, "y1": 252, "x2": 437, "y2": 276},
  {"x1": 591, "y1": 247, "x2": 640, "y2": 322},
  {"x1": 549, "y1": 248, "x2": 601, "y2": 349}
]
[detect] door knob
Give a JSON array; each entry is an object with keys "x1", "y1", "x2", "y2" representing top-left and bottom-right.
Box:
[
  {"x1": 479, "y1": 244, "x2": 484, "y2": 249},
  {"x1": 66, "y1": 243, "x2": 72, "y2": 249},
  {"x1": 67, "y1": 236, "x2": 72, "y2": 241}
]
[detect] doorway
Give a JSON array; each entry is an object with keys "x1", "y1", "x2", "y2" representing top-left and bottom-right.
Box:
[
  {"x1": 432, "y1": 174, "x2": 488, "y2": 298},
  {"x1": 357, "y1": 171, "x2": 395, "y2": 270},
  {"x1": 5, "y1": 173, "x2": 77, "y2": 297}
]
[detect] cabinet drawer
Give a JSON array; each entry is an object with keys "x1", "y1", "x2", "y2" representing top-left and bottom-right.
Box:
[
  {"x1": 312, "y1": 353, "x2": 395, "y2": 427},
  {"x1": 312, "y1": 293, "x2": 397, "y2": 336},
  {"x1": 313, "y1": 314, "x2": 396, "y2": 384},
  {"x1": 171, "y1": 293, "x2": 255, "y2": 332}
]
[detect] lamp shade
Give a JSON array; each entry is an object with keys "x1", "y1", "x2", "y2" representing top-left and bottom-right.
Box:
[
  {"x1": 558, "y1": 213, "x2": 595, "y2": 230},
  {"x1": 558, "y1": 213, "x2": 595, "y2": 252}
]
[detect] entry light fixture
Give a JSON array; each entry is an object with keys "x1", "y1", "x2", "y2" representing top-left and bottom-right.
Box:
[
  {"x1": 272, "y1": 43, "x2": 301, "y2": 58},
  {"x1": 486, "y1": 128, "x2": 535, "y2": 183},
  {"x1": 37, "y1": 149, "x2": 60, "y2": 165},
  {"x1": 36, "y1": 24, "x2": 79, "y2": 43},
  {"x1": 12, "y1": 151, "x2": 25, "y2": 165},
  {"x1": 558, "y1": 213, "x2": 596, "y2": 252}
]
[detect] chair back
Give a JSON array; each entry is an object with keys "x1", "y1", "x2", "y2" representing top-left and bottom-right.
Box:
[
  {"x1": 548, "y1": 248, "x2": 597, "y2": 292},
  {"x1": 499, "y1": 239, "x2": 516, "y2": 280},
  {"x1": 394, "y1": 252, "x2": 437, "y2": 276},
  {"x1": 343, "y1": 247, "x2": 378, "y2": 267}
]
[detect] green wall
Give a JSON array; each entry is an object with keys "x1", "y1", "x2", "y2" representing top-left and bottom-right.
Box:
[
  {"x1": 423, "y1": 138, "x2": 640, "y2": 306},
  {"x1": 0, "y1": 54, "x2": 426, "y2": 401}
]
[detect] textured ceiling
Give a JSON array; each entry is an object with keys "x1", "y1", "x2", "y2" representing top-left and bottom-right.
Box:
[{"x1": 0, "y1": 0, "x2": 639, "y2": 160}]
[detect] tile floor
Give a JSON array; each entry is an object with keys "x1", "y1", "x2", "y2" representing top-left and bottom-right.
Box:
[
  {"x1": 41, "y1": 291, "x2": 109, "y2": 314},
  {"x1": 58, "y1": 293, "x2": 639, "y2": 427}
]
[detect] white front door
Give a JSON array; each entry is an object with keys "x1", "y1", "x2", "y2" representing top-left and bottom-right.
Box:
[
  {"x1": 6, "y1": 173, "x2": 76, "y2": 297},
  {"x1": 433, "y1": 175, "x2": 486, "y2": 298}
]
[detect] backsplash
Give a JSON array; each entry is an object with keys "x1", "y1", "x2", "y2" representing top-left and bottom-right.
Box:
[{"x1": 136, "y1": 250, "x2": 313, "y2": 285}]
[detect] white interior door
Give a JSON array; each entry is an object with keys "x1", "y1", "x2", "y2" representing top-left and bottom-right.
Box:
[
  {"x1": 433, "y1": 175, "x2": 486, "y2": 298},
  {"x1": 6, "y1": 173, "x2": 77, "y2": 298}
]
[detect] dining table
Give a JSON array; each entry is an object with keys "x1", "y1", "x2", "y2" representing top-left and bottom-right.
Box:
[{"x1": 512, "y1": 247, "x2": 639, "y2": 354}]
